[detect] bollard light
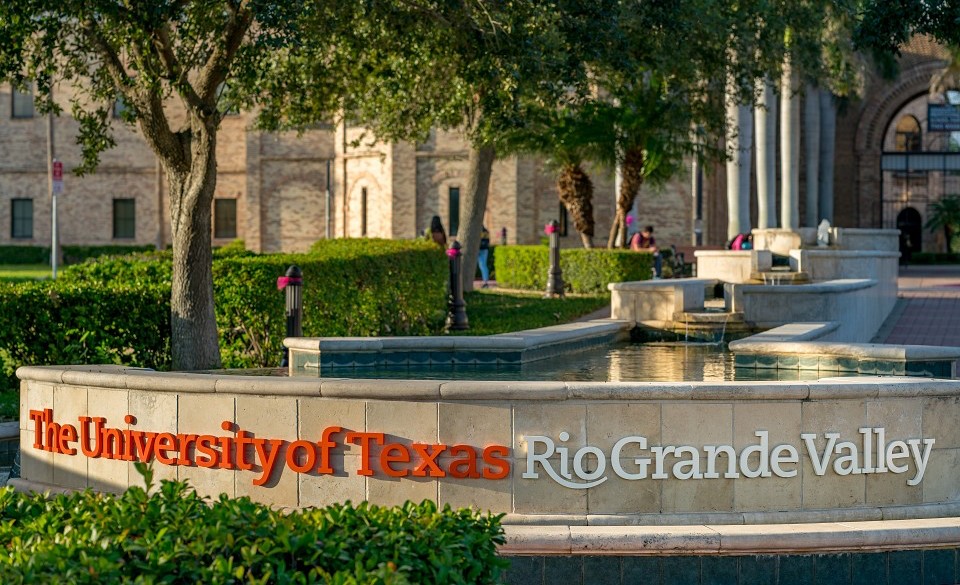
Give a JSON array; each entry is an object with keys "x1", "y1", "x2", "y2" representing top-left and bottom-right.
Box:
[
  {"x1": 544, "y1": 220, "x2": 565, "y2": 298},
  {"x1": 278, "y1": 265, "x2": 303, "y2": 366},
  {"x1": 446, "y1": 241, "x2": 469, "y2": 331}
]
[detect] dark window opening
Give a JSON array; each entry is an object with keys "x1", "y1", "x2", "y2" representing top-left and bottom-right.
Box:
[
  {"x1": 449, "y1": 187, "x2": 460, "y2": 237},
  {"x1": 11, "y1": 199, "x2": 32, "y2": 239},
  {"x1": 214, "y1": 199, "x2": 237, "y2": 239},
  {"x1": 112, "y1": 198, "x2": 136, "y2": 239},
  {"x1": 12, "y1": 86, "x2": 34, "y2": 119},
  {"x1": 361, "y1": 187, "x2": 368, "y2": 236}
]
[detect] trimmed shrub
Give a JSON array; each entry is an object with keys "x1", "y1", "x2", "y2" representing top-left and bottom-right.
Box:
[
  {"x1": 0, "y1": 482, "x2": 506, "y2": 583},
  {"x1": 909, "y1": 252, "x2": 960, "y2": 265},
  {"x1": 494, "y1": 245, "x2": 653, "y2": 293},
  {"x1": 0, "y1": 239, "x2": 445, "y2": 394},
  {"x1": 0, "y1": 246, "x2": 49, "y2": 265},
  {"x1": 62, "y1": 244, "x2": 156, "y2": 265},
  {"x1": 0, "y1": 280, "x2": 172, "y2": 391},
  {"x1": 217, "y1": 239, "x2": 447, "y2": 367}
]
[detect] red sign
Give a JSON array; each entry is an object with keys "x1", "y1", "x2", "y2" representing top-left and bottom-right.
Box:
[
  {"x1": 29, "y1": 409, "x2": 512, "y2": 486},
  {"x1": 52, "y1": 161, "x2": 63, "y2": 195}
]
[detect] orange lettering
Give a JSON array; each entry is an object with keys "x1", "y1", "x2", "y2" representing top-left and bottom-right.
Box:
[
  {"x1": 155, "y1": 433, "x2": 178, "y2": 465},
  {"x1": 380, "y1": 443, "x2": 410, "y2": 477},
  {"x1": 346, "y1": 432, "x2": 384, "y2": 476},
  {"x1": 411, "y1": 443, "x2": 447, "y2": 477},
  {"x1": 252, "y1": 438, "x2": 286, "y2": 486},
  {"x1": 448, "y1": 445, "x2": 480, "y2": 479},
  {"x1": 286, "y1": 440, "x2": 317, "y2": 473},
  {"x1": 482, "y1": 445, "x2": 511, "y2": 479},
  {"x1": 57, "y1": 425, "x2": 78, "y2": 455},
  {"x1": 195, "y1": 435, "x2": 219, "y2": 468}
]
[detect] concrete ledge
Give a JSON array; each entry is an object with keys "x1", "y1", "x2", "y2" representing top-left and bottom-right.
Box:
[
  {"x1": 500, "y1": 517, "x2": 960, "y2": 556},
  {"x1": 608, "y1": 278, "x2": 717, "y2": 292},
  {"x1": 731, "y1": 338, "x2": 960, "y2": 361},
  {"x1": 733, "y1": 278, "x2": 876, "y2": 295}
]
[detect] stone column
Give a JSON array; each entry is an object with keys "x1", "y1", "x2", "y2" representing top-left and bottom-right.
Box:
[
  {"x1": 804, "y1": 84, "x2": 820, "y2": 227},
  {"x1": 755, "y1": 79, "x2": 778, "y2": 229},
  {"x1": 725, "y1": 88, "x2": 753, "y2": 239},
  {"x1": 780, "y1": 57, "x2": 801, "y2": 230},
  {"x1": 818, "y1": 90, "x2": 836, "y2": 223}
]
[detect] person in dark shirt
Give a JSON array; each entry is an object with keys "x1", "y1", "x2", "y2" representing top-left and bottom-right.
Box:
[{"x1": 630, "y1": 225, "x2": 662, "y2": 278}]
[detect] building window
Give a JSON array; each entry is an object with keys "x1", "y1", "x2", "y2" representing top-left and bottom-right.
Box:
[
  {"x1": 11, "y1": 199, "x2": 32, "y2": 239},
  {"x1": 112, "y1": 198, "x2": 136, "y2": 239},
  {"x1": 448, "y1": 187, "x2": 460, "y2": 237},
  {"x1": 214, "y1": 199, "x2": 237, "y2": 239},
  {"x1": 12, "y1": 85, "x2": 34, "y2": 119},
  {"x1": 558, "y1": 203, "x2": 569, "y2": 237},
  {"x1": 361, "y1": 187, "x2": 368, "y2": 236},
  {"x1": 895, "y1": 115, "x2": 922, "y2": 152}
]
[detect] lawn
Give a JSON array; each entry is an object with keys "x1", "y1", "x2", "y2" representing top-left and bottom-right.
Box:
[
  {"x1": 454, "y1": 289, "x2": 609, "y2": 335},
  {"x1": 0, "y1": 264, "x2": 50, "y2": 282}
]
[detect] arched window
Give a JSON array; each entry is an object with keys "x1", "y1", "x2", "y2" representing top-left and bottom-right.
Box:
[{"x1": 895, "y1": 115, "x2": 922, "y2": 152}]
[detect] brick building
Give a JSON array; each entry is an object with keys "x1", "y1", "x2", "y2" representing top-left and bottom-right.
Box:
[{"x1": 0, "y1": 37, "x2": 953, "y2": 255}]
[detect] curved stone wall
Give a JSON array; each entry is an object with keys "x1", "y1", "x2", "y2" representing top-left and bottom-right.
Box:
[{"x1": 15, "y1": 365, "x2": 960, "y2": 526}]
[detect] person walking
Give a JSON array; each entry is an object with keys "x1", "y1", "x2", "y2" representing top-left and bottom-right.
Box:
[
  {"x1": 477, "y1": 225, "x2": 491, "y2": 287},
  {"x1": 630, "y1": 224, "x2": 662, "y2": 279}
]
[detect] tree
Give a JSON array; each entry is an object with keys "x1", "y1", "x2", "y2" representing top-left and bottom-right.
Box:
[
  {"x1": 926, "y1": 195, "x2": 960, "y2": 253},
  {"x1": 0, "y1": 2, "x2": 369, "y2": 369}
]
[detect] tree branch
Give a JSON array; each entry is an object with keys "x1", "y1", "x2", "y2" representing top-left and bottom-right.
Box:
[
  {"x1": 198, "y1": 1, "x2": 254, "y2": 105},
  {"x1": 153, "y1": 23, "x2": 204, "y2": 111}
]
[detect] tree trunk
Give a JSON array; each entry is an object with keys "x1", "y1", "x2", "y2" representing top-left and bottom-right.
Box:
[
  {"x1": 459, "y1": 144, "x2": 496, "y2": 292},
  {"x1": 557, "y1": 162, "x2": 595, "y2": 248},
  {"x1": 164, "y1": 118, "x2": 222, "y2": 371},
  {"x1": 804, "y1": 83, "x2": 821, "y2": 227},
  {"x1": 780, "y1": 55, "x2": 801, "y2": 230},
  {"x1": 755, "y1": 78, "x2": 777, "y2": 229},
  {"x1": 607, "y1": 147, "x2": 644, "y2": 248}
]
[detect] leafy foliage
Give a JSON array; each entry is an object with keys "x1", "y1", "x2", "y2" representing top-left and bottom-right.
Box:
[
  {"x1": 925, "y1": 194, "x2": 960, "y2": 253},
  {"x1": 57, "y1": 239, "x2": 446, "y2": 369},
  {"x1": 0, "y1": 247, "x2": 49, "y2": 265},
  {"x1": 0, "y1": 483, "x2": 506, "y2": 584},
  {"x1": 494, "y1": 246, "x2": 654, "y2": 293},
  {"x1": 457, "y1": 290, "x2": 609, "y2": 336}
]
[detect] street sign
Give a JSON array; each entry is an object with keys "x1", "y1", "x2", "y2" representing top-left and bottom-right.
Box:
[
  {"x1": 52, "y1": 160, "x2": 63, "y2": 195},
  {"x1": 928, "y1": 104, "x2": 960, "y2": 132}
]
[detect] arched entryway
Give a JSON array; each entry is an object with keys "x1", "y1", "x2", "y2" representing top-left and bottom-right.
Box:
[{"x1": 897, "y1": 207, "x2": 923, "y2": 261}]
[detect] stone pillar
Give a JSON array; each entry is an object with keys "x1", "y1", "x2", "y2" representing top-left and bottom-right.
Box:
[
  {"x1": 780, "y1": 57, "x2": 801, "y2": 230},
  {"x1": 804, "y1": 84, "x2": 820, "y2": 227},
  {"x1": 819, "y1": 90, "x2": 836, "y2": 223},
  {"x1": 755, "y1": 79, "x2": 778, "y2": 229},
  {"x1": 725, "y1": 93, "x2": 753, "y2": 240}
]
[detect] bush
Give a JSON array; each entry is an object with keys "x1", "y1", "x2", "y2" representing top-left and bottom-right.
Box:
[
  {"x1": 54, "y1": 238, "x2": 447, "y2": 370},
  {"x1": 0, "y1": 280, "x2": 172, "y2": 392},
  {"x1": 61, "y1": 245, "x2": 156, "y2": 265},
  {"x1": 0, "y1": 481, "x2": 506, "y2": 584},
  {"x1": 0, "y1": 246, "x2": 49, "y2": 265},
  {"x1": 494, "y1": 245, "x2": 653, "y2": 293},
  {"x1": 909, "y1": 252, "x2": 960, "y2": 265}
]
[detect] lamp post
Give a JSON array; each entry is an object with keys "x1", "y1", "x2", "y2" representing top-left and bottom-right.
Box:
[
  {"x1": 278, "y1": 265, "x2": 303, "y2": 366},
  {"x1": 446, "y1": 241, "x2": 469, "y2": 330},
  {"x1": 544, "y1": 220, "x2": 564, "y2": 298}
]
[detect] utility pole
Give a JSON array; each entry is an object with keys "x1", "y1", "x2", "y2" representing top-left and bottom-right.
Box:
[{"x1": 46, "y1": 111, "x2": 60, "y2": 279}]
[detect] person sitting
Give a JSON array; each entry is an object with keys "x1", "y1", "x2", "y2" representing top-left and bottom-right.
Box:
[
  {"x1": 630, "y1": 224, "x2": 662, "y2": 278},
  {"x1": 478, "y1": 225, "x2": 491, "y2": 287}
]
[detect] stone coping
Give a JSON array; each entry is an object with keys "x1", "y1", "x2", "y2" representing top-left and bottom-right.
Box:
[
  {"x1": 734, "y1": 278, "x2": 876, "y2": 294},
  {"x1": 283, "y1": 319, "x2": 630, "y2": 353},
  {"x1": 730, "y1": 324, "x2": 960, "y2": 361},
  {"x1": 607, "y1": 278, "x2": 716, "y2": 292},
  {"x1": 789, "y1": 249, "x2": 900, "y2": 258},
  {"x1": 692, "y1": 250, "x2": 753, "y2": 257},
  {"x1": 15, "y1": 364, "x2": 960, "y2": 400},
  {"x1": 499, "y1": 517, "x2": 960, "y2": 556}
]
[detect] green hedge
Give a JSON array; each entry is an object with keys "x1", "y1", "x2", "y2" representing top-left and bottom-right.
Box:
[
  {"x1": 0, "y1": 245, "x2": 157, "y2": 266},
  {"x1": 0, "y1": 481, "x2": 506, "y2": 583},
  {"x1": 494, "y1": 245, "x2": 653, "y2": 293},
  {"x1": 0, "y1": 280, "x2": 172, "y2": 392},
  {"x1": 0, "y1": 246, "x2": 49, "y2": 265},
  {"x1": 909, "y1": 252, "x2": 960, "y2": 265},
  {"x1": 0, "y1": 239, "x2": 444, "y2": 392}
]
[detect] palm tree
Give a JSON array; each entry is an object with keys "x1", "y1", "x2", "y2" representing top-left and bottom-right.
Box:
[{"x1": 926, "y1": 195, "x2": 960, "y2": 253}]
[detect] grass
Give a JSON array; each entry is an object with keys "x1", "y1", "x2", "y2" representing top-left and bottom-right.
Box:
[
  {"x1": 0, "y1": 264, "x2": 50, "y2": 282},
  {"x1": 452, "y1": 289, "x2": 609, "y2": 335}
]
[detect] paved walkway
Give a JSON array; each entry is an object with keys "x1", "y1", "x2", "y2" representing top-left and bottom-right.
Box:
[{"x1": 880, "y1": 265, "x2": 960, "y2": 347}]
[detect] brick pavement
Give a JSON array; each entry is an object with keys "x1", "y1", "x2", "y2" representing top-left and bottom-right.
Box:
[{"x1": 880, "y1": 265, "x2": 960, "y2": 347}]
